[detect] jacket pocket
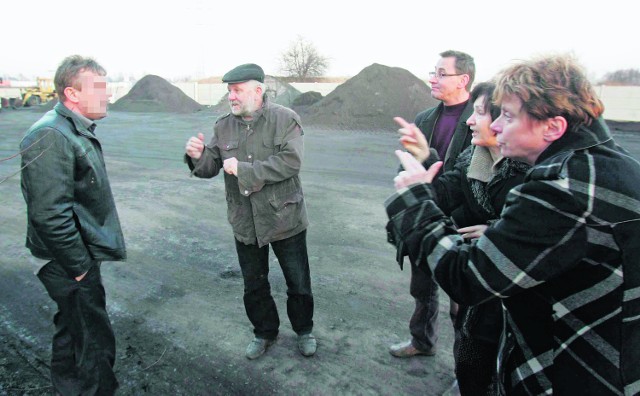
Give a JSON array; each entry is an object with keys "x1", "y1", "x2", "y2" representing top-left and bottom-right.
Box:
[
  {"x1": 269, "y1": 190, "x2": 303, "y2": 211},
  {"x1": 217, "y1": 139, "x2": 239, "y2": 159},
  {"x1": 262, "y1": 133, "x2": 275, "y2": 148},
  {"x1": 264, "y1": 190, "x2": 304, "y2": 235},
  {"x1": 261, "y1": 133, "x2": 279, "y2": 156}
]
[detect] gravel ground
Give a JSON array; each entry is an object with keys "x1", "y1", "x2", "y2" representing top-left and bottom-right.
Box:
[{"x1": 1, "y1": 108, "x2": 638, "y2": 395}]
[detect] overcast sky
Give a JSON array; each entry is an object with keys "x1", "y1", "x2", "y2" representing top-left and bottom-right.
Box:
[{"x1": 4, "y1": 0, "x2": 638, "y2": 82}]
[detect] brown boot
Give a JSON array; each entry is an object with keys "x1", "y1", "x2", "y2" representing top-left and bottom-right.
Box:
[{"x1": 389, "y1": 340, "x2": 436, "y2": 358}]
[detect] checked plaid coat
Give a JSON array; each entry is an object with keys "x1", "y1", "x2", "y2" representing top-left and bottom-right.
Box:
[{"x1": 385, "y1": 118, "x2": 640, "y2": 395}]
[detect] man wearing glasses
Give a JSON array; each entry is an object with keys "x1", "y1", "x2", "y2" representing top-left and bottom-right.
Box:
[{"x1": 389, "y1": 50, "x2": 475, "y2": 360}]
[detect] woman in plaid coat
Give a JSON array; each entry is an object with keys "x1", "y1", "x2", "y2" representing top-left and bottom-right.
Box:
[{"x1": 386, "y1": 55, "x2": 640, "y2": 395}]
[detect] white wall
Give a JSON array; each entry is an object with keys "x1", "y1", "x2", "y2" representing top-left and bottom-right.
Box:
[
  {"x1": 105, "y1": 81, "x2": 640, "y2": 122},
  {"x1": 290, "y1": 83, "x2": 342, "y2": 97},
  {"x1": 596, "y1": 85, "x2": 640, "y2": 122}
]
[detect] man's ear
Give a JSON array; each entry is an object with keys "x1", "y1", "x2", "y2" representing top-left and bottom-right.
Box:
[
  {"x1": 544, "y1": 116, "x2": 567, "y2": 142},
  {"x1": 63, "y1": 87, "x2": 80, "y2": 104},
  {"x1": 459, "y1": 74, "x2": 470, "y2": 90}
]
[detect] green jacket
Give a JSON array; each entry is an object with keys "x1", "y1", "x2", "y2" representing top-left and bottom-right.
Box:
[
  {"x1": 187, "y1": 98, "x2": 308, "y2": 247},
  {"x1": 20, "y1": 103, "x2": 126, "y2": 277}
]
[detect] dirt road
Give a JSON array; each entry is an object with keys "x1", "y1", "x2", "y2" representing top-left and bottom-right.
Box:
[{"x1": 1, "y1": 109, "x2": 639, "y2": 395}]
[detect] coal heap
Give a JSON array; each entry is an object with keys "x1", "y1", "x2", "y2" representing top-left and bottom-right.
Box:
[
  {"x1": 293, "y1": 91, "x2": 323, "y2": 107},
  {"x1": 33, "y1": 98, "x2": 58, "y2": 112},
  {"x1": 111, "y1": 75, "x2": 204, "y2": 113},
  {"x1": 300, "y1": 63, "x2": 439, "y2": 131}
]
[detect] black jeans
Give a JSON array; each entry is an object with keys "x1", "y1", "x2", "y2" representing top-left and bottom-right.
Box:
[
  {"x1": 235, "y1": 230, "x2": 314, "y2": 340},
  {"x1": 37, "y1": 260, "x2": 118, "y2": 396}
]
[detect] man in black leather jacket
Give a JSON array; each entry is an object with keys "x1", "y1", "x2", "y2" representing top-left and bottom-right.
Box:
[{"x1": 20, "y1": 55, "x2": 126, "y2": 395}]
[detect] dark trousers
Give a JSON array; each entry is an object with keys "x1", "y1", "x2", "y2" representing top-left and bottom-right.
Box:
[
  {"x1": 235, "y1": 230, "x2": 314, "y2": 340},
  {"x1": 409, "y1": 263, "x2": 457, "y2": 351},
  {"x1": 37, "y1": 260, "x2": 118, "y2": 396},
  {"x1": 454, "y1": 331, "x2": 498, "y2": 396}
]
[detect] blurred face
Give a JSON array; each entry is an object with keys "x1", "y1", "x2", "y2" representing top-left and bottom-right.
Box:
[
  {"x1": 466, "y1": 95, "x2": 497, "y2": 148},
  {"x1": 73, "y1": 71, "x2": 110, "y2": 120},
  {"x1": 490, "y1": 94, "x2": 551, "y2": 165},
  {"x1": 429, "y1": 57, "x2": 466, "y2": 105},
  {"x1": 228, "y1": 81, "x2": 262, "y2": 118}
]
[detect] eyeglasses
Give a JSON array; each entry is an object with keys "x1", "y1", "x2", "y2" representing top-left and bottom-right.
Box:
[{"x1": 429, "y1": 71, "x2": 465, "y2": 79}]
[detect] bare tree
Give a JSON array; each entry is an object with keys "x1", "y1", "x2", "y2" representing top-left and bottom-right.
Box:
[
  {"x1": 279, "y1": 36, "x2": 329, "y2": 80},
  {"x1": 599, "y1": 68, "x2": 640, "y2": 86}
]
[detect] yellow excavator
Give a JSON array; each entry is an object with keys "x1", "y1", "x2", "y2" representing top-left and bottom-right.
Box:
[{"x1": 22, "y1": 77, "x2": 57, "y2": 106}]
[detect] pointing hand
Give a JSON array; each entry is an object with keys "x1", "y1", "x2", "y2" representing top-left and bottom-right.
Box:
[{"x1": 394, "y1": 117, "x2": 431, "y2": 163}]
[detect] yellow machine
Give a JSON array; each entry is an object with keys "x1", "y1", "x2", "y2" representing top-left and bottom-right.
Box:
[{"x1": 22, "y1": 77, "x2": 57, "y2": 106}]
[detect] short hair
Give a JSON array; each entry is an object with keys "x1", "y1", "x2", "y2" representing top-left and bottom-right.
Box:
[
  {"x1": 240, "y1": 80, "x2": 266, "y2": 97},
  {"x1": 54, "y1": 55, "x2": 106, "y2": 102},
  {"x1": 493, "y1": 54, "x2": 604, "y2": 130},
  {"x1": 470, "y1": 81, "x2": 500, "y2": 121},
  {"x1": 440, "y1": 50, "x2": 475, "y2": 91}
]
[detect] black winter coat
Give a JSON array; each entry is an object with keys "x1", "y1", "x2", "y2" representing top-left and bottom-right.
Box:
[
  {"x1": 433, "y1": 145, "x2": 530, "y2": 228},
  {"x1": 432, "y1": 144, "x2": 530, "y2": 343},
  {"x1": 20, "y1": 103, "x2": 126, "y2": 277}
]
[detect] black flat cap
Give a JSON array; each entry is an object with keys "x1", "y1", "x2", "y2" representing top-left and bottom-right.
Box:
[{"x1": 222, "y1": 63, "x2": 265, "y2": 84}]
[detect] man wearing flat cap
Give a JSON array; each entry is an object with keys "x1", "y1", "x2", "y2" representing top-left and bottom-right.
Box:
[{"x1": 184, "y1": 63, "x2": 316, "y2": 360}]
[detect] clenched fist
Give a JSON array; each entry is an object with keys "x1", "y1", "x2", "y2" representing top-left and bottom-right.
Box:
[{"x1": 186, "y1": 133, "x2": 205, "y2": 160}]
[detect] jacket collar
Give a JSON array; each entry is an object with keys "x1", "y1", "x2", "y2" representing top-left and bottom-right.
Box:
[
  {"x1": 536, "y1": 117, "x2": 612, "y2": 164},
  {"x1": 54, "y1": 102, "x2": 97, "y2": 137}
]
